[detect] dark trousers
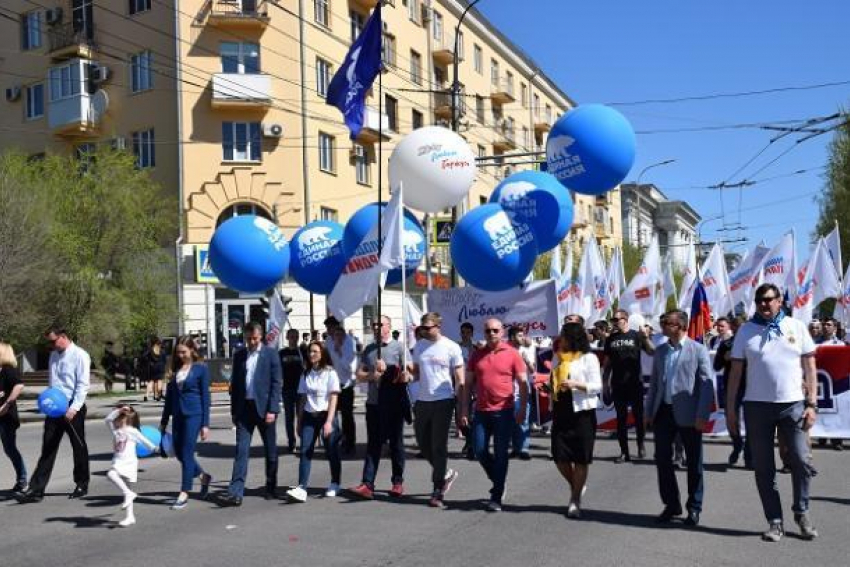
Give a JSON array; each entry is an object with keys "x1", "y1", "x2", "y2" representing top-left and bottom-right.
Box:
[
  {"x1": 282, "y1": 389, "x2": 299, "y2": 451},
  {"x1": 173, "y1": 414, "x2": 205, "y2": 492},
  {"x1": 472, "y1": 408, "x2": 515, "y2": 504},
  {"x1": 413, "y1": 398, "x2": 455, "y2": 490},
  {"x1": 653, "y1": 404, "x2": 704, "y2": 513},
  {"x1": 338, "y1": 387, "x2": 356, "y2": 450},
  {"x1": 0, "y1": 421, "x2": 27, "y2": 484},
  {"x1": 30, "y1": 405, "x2": 89, "y2": 493},
  {"x1": 228, "y1": 400, "x2": 278, "y2": 498},
  {"x1": 614, "y1": 387, "x2": 645, "y2": 456},
  {"x1": 298, "y1": 411, "x2": 341, "y2": 487},
  {"x1": 362, "y1": 402, "x2": 406, "y2": 487},
  {"x1": 729, "y1": 396, "x2": 751, "y2": 464}
]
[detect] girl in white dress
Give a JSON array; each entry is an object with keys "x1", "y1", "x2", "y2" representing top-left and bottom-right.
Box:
[{"x1": 105, "y1": 406, "x2": 157, "y2": 527}]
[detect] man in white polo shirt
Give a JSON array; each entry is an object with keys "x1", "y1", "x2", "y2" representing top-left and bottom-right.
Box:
[{"x1": 726, "y1": 283, "x2": 818, "y2": 542}]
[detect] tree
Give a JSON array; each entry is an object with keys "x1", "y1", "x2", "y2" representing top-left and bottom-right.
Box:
[{"x1": 815, "y1": 116, "x2": 850, "y2": 267}]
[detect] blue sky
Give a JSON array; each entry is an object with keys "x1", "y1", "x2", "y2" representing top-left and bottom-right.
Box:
[{"x1": 477, "y1": 0, "x2": 850, "y2": 257}]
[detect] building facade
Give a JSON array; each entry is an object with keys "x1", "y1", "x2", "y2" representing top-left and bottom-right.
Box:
[{"x1": 1, "y1": 0, "x2": 620, "y2": 352}]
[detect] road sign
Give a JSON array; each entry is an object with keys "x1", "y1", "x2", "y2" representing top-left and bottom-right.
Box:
[{"x1": 431, "y1": 217, "x2": 454, "y2": 246}]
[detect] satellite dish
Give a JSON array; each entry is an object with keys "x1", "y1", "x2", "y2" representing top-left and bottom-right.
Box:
[{"x1": 90, "y1": 90, "x2": 109, "y2": 123}]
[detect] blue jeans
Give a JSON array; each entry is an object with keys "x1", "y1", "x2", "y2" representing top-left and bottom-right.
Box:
[
  {"x1": 0, "y1": 421, "x2": 26, "y2": 484},
  {"x1": 652, "y1": 404, "x2": 705, "y2": 513},
  {"x1": 362, "y1": 403, "x2": 405, "y2": 487},
  {"x1": 228, "y1": 401, "x2": 278, "y2": 498},
  {"x1": 744, "y1": 401, "x2": 811, "y2": 522},
  {"x1": 282, "y1": 389, "x2": 299, "y2": 450},
  {"x1": 512, "y1": 382, "x2": 531, "y2": 454},
  {"x1": 473, "y1": 408, "x2": 515, "y2": 504},
  {"x1": 298, "y1": 411, "x2": 341, "y2": 487},
  {"x1": 173, "y1": 414, "x2": 205, "y2": 492}
]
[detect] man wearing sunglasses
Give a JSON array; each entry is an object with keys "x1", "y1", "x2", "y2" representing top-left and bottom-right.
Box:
[
  {"x1": 461, "y1": 319, "x2": 528, "y2": 512},
  {"x1": 726, "y1": 283, "x2": 819, "y2": 542}
]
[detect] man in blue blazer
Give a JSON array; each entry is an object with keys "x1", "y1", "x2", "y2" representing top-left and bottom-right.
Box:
[
  {"x1": 219, "y1": 321, "x2": 283, "y2": 505},
  {"x1": 645, "y1": 310, "x2": 715, "y2": 526}
]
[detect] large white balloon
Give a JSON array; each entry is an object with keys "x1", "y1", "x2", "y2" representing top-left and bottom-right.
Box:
[{"x1": 389, "y1": 126, "x2": 477, "y2": 213}]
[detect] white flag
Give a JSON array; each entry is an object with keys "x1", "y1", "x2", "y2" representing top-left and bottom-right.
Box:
[
  {"x1": 549, "y1": 244, "x2": 562, "y2": 281},
  {"x1": 562, "y1": 243, "x2": 580, "y2": 319},
  {"x1": 833, "y1": 261, "x2": 850, "y2": 327},
  {"x1": 328, "y1": 188, "x2": 405, "y2": 319},
  {"x1": 760, "y1": 230, "x2": 796, "y2": 296},
  {"x1": 794, "y1": 238, "x2": 842, "y2": 324},
  {"x1": 677, "y1": 241, "x2": 697, "y2": 311},
  {"x1": 728, "y1": 242, "x2": 770, "y2": 310},
  {"x1": 653, "y1": 253, "x2": 677, "y2": 323},
  {"x1": 621, "y1": 234, "x2": 661, "y2": 316},
  {"x1": 700, "y1": 243, "x2": 733, "y2": 317},
  {"x1": 576, "y1": 237, "x2": 610, "y2": 323},
  {"x1": 265, "y1": 292, "x2": 287, "y2": 348},
  {"x1": 824, "y1": 224, "x2": 842, "y2": 277},
  {"x1": 606, "y1": 246, "x2": 626, "y2": 304},
  {"x1": 403, "y1": 295, "x2": 424, "y2": 349}
]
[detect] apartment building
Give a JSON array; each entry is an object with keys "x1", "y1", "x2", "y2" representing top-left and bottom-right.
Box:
[{"x1": 1, "y1": 0, "x2": 621, "y2": 352}]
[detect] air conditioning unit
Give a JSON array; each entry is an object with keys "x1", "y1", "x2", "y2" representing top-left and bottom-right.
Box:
[
  {"x1": 111, "y1": 137, "x2": 127, "y2": 151},
  {"x1": 91, "y1": 65, "x2": 111, "y2": 84},
  {"x1": 263, "y1": 123, "x2": 283, "y2": 138},
  {"x1": 5, "y1": 86, "x2": 21, "y2": 102},
  {"x1": 349, "y1": 144, "x2": 367, "y2": 158},
  {"x1": 45, "y1": 7, "x2": 63, "y2": 25}
]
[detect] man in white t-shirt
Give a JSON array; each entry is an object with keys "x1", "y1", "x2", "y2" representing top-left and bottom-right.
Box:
[
  {"x1": 726, "y1": 283, "x2": 819, "y2": 542},
  {"x1": 411, "y1": 312, "x2": 464, "y2": 508},
  {"x1": 325, "y1": 317, "x2": 358, "y2": 455}
]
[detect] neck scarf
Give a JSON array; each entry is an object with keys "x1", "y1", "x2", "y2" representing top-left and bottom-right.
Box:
[
  {"x1": 551, "y1": 351, "x2": 581, "y2": 402},
  {"x1": 752, "y1": 310, "x2": 785, "y2": 340}
]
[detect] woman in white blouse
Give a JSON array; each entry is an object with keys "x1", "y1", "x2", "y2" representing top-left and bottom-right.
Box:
[
  {"x1": 286, "y1": 341, "x2": 341, "y2": 502},
  {"x1": 548, "y1": 322, "x2": 603, "y2": 519}
]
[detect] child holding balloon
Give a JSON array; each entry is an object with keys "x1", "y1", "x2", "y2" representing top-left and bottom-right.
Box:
[{"x1": 105, "y1": 405, "x2": 157, "y2": 527}]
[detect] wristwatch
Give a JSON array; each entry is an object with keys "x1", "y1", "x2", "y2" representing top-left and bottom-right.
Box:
[{"x1": 804, "y1": 400, "x2": 818, "y2": 411}]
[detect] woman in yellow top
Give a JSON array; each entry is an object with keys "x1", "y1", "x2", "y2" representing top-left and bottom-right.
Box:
[{"x1": 549, "y1": 322, "x2": 603, "y2": 518}]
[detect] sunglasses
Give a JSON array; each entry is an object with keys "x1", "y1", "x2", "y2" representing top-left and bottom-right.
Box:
[
  {"x1": 420, "y1": 324, "x2": 438, "y2": 330},
  {"x1": 611, "y1": 317, "x2": 625, "y2": 322},
  {"x1": 756, "y1": 295, "x2": 779, "y2": 304},
  {"x1": 484, "y1": 328, "x2": 501, "y2": 334}
]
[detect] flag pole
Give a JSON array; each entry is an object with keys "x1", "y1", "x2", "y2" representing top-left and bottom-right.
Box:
[
  {"x1": 376, "y1": 3, "x2": 383, "y2": 360},
  {"x1": 399, "y1": 182, "x2": 408, "y2": 371}
]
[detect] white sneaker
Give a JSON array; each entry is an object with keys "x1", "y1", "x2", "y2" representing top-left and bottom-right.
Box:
[
  {"x1": 286, "y1": 486, "x2": 308, "y2": 502},
  {"x1": 325, "y1": 483, "x2": 340, "y2": 498},
  {"x1": 122, "y1": 491, "x2": 137, "y2": 510},
  {"x1": 118, "y1": 517, "x2": 136, "y2": 527}
]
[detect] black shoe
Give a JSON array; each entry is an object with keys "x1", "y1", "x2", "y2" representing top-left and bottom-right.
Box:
[
  {"x1": 264, "y1": 489, "x2": 277, "y2": 501},
  {"x1": 655, "y1": 506, "x2": 682, "y2": 523},
  {"x1": 16, "y1": 489, "x2": 44, "y2": 503},
  {"x1": 11, "y1": 482, "x2": 27, "y2": 493},
  {"x1": 778, "y1": 465, "x2": 791, "y2": 474},
  {"x1": 518, "y1": 451, "x2": 531, "y2": 461},
  {"x1": 728, "y1": 448, "x2": 741, "y2": 466},
  {"x1": 684, "y1": 511, "x2": 700, "y2": 526},
  {"x1": 287, "y1": 446, "x2": 296, "y2": 454},
  {"x1": 68, "y1": 485, "x2": 88, "y2": 499},
  {"x1": 217, "y1": 493, "x2": 243, "y2": 507},
  {"x1": 637, "y1": 446, "x2": 646, "y2": 460},
  {"x1": 614, "y1": 454, "x2": 630, "y2": 464}
]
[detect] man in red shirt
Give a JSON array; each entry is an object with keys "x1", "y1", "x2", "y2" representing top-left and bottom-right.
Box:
[{"x1": 460, "y1": 318, "x2": 528, "y2": 512}]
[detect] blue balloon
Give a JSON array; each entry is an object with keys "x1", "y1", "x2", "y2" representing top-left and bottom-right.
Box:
[
  {"x1": 160, "y1": 431, "x2": 175, "y2": 458},
  {"x1": 342, "y1": 202, "x2": 426, "y2": 285},
  {"x1": 209, "y1": 215, "x2": 290, "y2": 293},
  {"x1": 137, "y1": 425, "x2": 162, "y2": 458},
  {"x1": 546, "y1": 104, "x2": 636, "y2": 195},
  {"x1": 290, "y1": 221, "x2": 347, "y2": 295},
  {"x1": 37, "y1": 387, "x2": 68, "y2": 418},
  {"x1": 450, "y1": 204, "x2": 538, "y2": 291},
  {"x1": 490, "y1": 170, "x2": 573, "y2": 252}
]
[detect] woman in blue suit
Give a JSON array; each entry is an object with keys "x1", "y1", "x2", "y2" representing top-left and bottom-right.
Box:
[{"x1": 159, "y1": 336, "x2": 212, "y2": 509}]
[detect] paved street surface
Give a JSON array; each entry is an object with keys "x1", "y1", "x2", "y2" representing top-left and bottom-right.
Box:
[{"x1": 1, "y1": 404, "x2": 848, "y2": 567}]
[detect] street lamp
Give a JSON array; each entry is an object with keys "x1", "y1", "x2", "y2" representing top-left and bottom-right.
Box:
[
  {"x1": 633, "y1": 158, "x2": 676, "y2": 248},
  {"x1": 449, "y1": 0, "x2": 483, "y2": 286}
]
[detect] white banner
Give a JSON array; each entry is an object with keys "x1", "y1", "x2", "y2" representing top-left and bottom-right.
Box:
[{"x1": 428, "y1": 280, "x2": 560, "y2": 341}]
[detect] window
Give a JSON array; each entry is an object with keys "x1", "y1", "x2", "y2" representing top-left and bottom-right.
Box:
[
  {"x1": 382, "y1": 32, "x2": 396, "y2": 68},
  {"x1": 350, "y1": 10, "x2": 365, "y2": 42},
  {"x1": 479, "y1": 195, "x2": 488, "y2": 205},
  {"x1": 316, "y1": 57, "x2": 332, "y2": 97},
  {"x1": 318, "y1": 132, "x2": 336, "y2": 173},
  {"x1": 433, "y1": 66, "x2": 445, "y2": 86},
  {"x1": 320, "y1": 207, "x2": 338, "y2": 221},
  {"x1": 217, "y1": 202, "x2": 273, "y2": 227},
  {"x1": 132, "y1": 128, "x2": 155, "y2": 168},
  {"x1": 475, "y1": 95, "x2": 485, "y2": 124},
  {"x1": 222, "y1": 122, "x2": 261, "y2": 162},
  {"x1": 412, "y1": 109, "x2": 423, "y2": 130},
  {"x1": 221, "y1": 42, "x2": 260, "y2": 74},
  {"x1": 505, "y1": 71, "x2": 514, "y2": 95},
  {"x1": 407, "y1": 0, "x2": 420, "y2": 23},
  {"x1": 545, "y1": 104, "x2": 553, "y2": 124},
  {"x1": 473, "y1": 44, "x2": 482, "y2": 74},
  {"x1": 314, "y1": 0, "x2": 329, "y2": 27},
  {"x1": 477, "y1": 144, "x2": 486, "y2": 158},
  {"x1": 490, "y1": 59, "x2": 499, "y2": 86},
  {"x1": 129, "y1": 0, "x2": 151, "y2": 15},
  {"x1": 456, "y1": 31, "x2": 464, "y2": 60},
  {"x1": 48, "y1": 63, "x2": 82, "y2": 101},
  {"x1": 130, "y1": 51, "x2": 153, "y2": 92},
  {"x1": 522, "y1": 126, "x2": 529, "y2": 149},
  {"x1": 520, "y1": 83, "x2": 527, "y2": 107},
  {"x1": 432, "y1": 10, "x2": 443, "y2": 42},
  {"x1": 21, "y1": 11, "x2": 42, "y2": 50},
  {"x1": 75, "y1": 143, "x2": 96, "y2": 170},
  {"x1": 353, "y1": 144, "x2": 370, "y2": 185},
  {"x1": 25, "y1": 84, "x2": 44, "y2": 120},
  {"x1": 385, "y1": 94, "x2": 398, "y2": 131},
  {"x1": 410, "y1": 50, "x2": 422, "y2": 85},
  {"x1": 533, "y1": 93, "x2": 541, "y2": 117}
]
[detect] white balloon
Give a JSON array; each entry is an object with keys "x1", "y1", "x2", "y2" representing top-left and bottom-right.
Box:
[{"x1": 389, "y1": 126, "x2": 477, "y2": 213}]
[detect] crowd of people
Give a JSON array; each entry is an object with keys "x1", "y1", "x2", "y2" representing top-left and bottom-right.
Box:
[{"x1": 0, "y1": 283, "x2": 846, "y2": 543}]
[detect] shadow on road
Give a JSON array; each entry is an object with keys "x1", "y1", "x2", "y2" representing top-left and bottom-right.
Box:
[
  {"x1": 44, "y1": 514, "x2": 115, "y2": 529},
  {"x1": 810, "y1": 495, "x2": 850, "y2": 506}
]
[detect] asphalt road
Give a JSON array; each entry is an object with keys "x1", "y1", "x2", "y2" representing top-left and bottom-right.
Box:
[{"x1": 0, "y1": 411, "x2": 848, "y2": 567}]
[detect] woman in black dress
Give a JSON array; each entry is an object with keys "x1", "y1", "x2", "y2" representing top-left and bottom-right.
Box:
[
  {"x1": 549, "y1": 322, "x2": 602, "y2": 518},
  {"x1": 0, "y1": 342, "x2": 27, "y2": 492}
]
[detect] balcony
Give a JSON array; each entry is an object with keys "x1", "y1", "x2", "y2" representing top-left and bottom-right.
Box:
[
  {"x1": 47, "y1": 22, "x2": 94, "y2": 60},
  {"x1": 211, "y1": 73, "x2": 272, "y2": 108},
  {"x1": 433, "y1": 91, "x2": 466, "y2": 120},
  {"x1": 207, "y1": 0, "x2": 270, "y2": 29},
  {"x1": 595, "y1": 222, "x2": 609, "y2": 240},
  {"x1": 432, "y1": 34, "x2": 462, "y2": 66},
  {"x1": 350, "y1": 0, "x2": 380, "y2": 10},
  {"x1": 533, "y1": 109, "x2": 551, "y2": 134},
  {"x1": 490, "y1": 77, "x2": 515, "y2": 105},
  {"x1": 49, "y1": 93, "x2": 99, "y2": 137},
  {"x1": 356, "y1": 107, "x2": 391, "y2": 144},
  {"x1": 493, "y1": 124, "x2": 517, "y2": 152}
]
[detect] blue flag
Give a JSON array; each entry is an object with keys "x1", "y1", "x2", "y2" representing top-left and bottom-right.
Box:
[{"x1": 326, "y1": 5, "x2": 383, "y2": 139}]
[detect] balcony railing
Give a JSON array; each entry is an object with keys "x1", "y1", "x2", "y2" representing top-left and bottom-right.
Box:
[
  {"x1": 357, "y1": 107, "x2": 392, "y2": 144},
  {"x1": 490, "y1": 77, "x2": 515, "y2": 105},
  {"x1": 49, "y1": 93, "x2": 99, "y2": 137},
  {"x1": 47, "y1": 22, "x2": 94, "y2": 60},
  {"x1": 433, "y1": 91, "x2": 466, "y2": 120},
  {"x1": 432, "y1": 33, "x2": 462, "y2": 66},
  {"x1": 207, "y1": 0, "x2": 270, "y2": 28},
  {"x1": 211, "y1": 73, "x2": 272, "y2": 108}
]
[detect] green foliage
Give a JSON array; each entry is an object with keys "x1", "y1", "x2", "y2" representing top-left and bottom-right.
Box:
[
  {"x1": 816, "y1": 115, "x2": 850, "y2": 267},
  {"x1": 0, "y1": 149, "x2": 177, "y2": 355}
]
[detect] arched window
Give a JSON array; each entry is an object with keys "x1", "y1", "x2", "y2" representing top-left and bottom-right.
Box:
[{"x1": 216, "y1": 202, "x2": 273, "y2": 227}]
